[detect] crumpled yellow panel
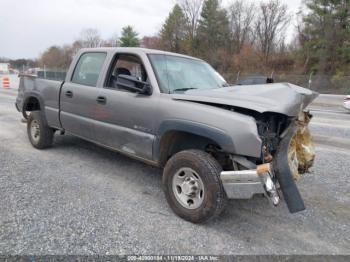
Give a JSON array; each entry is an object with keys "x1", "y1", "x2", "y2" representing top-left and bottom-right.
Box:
[{"x1": 289, "y1": 112, "x2": 316, "y2": 181}]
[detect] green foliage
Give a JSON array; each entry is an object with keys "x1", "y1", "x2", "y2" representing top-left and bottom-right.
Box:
[
  {"x1": 197, "y1": 0, "x2": 230, "y2": 48},
  {"x1": 196, "y1": 0, "x2": 230, "y2": 66},
  {"x1": 119, "y1": 26, "x2": 140, "y2": 47},
  {"x1": 160, "y1": 4, "x2": 187, "y2": 52},
  {"x1": 301, "y1": 0, "x2": 350, "y2": 74}
]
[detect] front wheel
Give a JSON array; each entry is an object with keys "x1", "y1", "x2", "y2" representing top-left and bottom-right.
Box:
[
  {"x1": 27, "y1": 111, "x2": 54, "y2": 149},
  {"x1": 163, "y1": 150, "x2": 227, "y2": 223}
]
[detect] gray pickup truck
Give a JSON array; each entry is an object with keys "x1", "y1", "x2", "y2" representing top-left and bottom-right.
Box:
[{"x1": 16, "y1": 48, "x2": 318, "y2": 223}]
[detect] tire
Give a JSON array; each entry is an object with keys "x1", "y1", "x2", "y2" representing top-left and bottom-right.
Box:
[
  {"x1": 27, "y1": 111, "x2": 54, "y2": 149},
  {"x1": 163, "y1": 150, "x2": 227, "y2": 223}
]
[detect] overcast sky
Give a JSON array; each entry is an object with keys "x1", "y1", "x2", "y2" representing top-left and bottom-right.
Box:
[{"x1": 0, "y1": 0, "x2": 303, "y2": 59}]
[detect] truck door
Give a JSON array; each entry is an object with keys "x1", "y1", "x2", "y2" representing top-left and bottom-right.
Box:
[
  {"x1": 92, "y1": 53, "x2": 156, "y2": 161},
  {"x1": 60, "y1": 52, "x2": 107, "y2": 140}
]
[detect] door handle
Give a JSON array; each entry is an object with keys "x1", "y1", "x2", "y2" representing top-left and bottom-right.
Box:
[
  {"x1": 65, "y1": 90, "x2": 73, "y2": 98},
  {"x1": 96, "y1": 96, "x2": 106, "y2": 104}
]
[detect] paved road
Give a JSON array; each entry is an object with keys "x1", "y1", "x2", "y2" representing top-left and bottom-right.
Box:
[{"x1": 0, "y1": 92, "x2": 349, "y2": 255}]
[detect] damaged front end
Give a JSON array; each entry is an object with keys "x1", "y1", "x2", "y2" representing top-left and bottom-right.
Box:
[
  {"x1": 172, "y1": 82, "x2": 318, "y2": 213},
  {"x1": 220, "y1": 111, "x2": 316, "y2": 213}
]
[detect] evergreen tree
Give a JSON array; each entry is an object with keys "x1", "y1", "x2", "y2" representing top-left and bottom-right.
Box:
[
  {"x1": 300, "y1": 0, "x2": 350, "y2": 74},
  {"x1": 196, "y1": 0, "x2": 230, "y2": 66},
  {"x1": 160, "y1": 4, "x2": 187, "y2": 52},
  {"x1": 119, "y1": 26, "x2": 140, "y2": 47}
]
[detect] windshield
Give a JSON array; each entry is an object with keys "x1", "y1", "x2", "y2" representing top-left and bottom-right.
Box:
[{"x1": 148, "y1": 54, "x2": 228, "y2": 93}]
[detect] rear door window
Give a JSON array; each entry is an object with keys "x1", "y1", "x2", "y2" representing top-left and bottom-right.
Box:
[{"x1": 71, "y1": 52, "x2": 106, "y2": 87}]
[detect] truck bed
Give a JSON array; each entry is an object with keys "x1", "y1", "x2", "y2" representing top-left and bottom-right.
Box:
[{"x1": 16, "y1": 74, "x2": 63, "y2": 128}]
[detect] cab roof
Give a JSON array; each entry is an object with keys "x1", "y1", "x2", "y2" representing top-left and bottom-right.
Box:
[{"x1": 78, "y1": 47, "x2": 201, "y2": 61}]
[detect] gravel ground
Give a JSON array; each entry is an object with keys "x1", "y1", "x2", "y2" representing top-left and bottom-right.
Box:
[{"x1": 0, "y1": 93, "x2": 349, "y2": 255}]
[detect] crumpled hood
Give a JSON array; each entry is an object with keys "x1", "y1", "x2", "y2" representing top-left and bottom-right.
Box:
[{"x1": 171, "y1": 83, "x2": 319, "y2": 117}]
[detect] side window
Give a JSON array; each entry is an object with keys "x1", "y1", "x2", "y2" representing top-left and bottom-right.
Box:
[
  {"x1": 71, "y1": 52, "x2": 107, "y2": 86},
  {"x1": 106, "y1": 54, "x2": 148, "y2": 90}
]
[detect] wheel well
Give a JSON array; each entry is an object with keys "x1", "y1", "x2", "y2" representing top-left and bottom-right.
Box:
[
  {"x1": 158, "y1": 130, "x2": 223, "y2": 167},
  {"x1": 24, "y1": 96, "x2": 41, "y2": 111}
]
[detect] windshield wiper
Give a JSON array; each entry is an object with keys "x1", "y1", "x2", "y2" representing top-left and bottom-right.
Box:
[{"x1": 172, "y1": 87, "x2": 198, "y2": 93}]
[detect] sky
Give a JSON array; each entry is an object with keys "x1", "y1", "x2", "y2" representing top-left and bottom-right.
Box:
[{"x1": 0, "y1": 0, "x2": 303, "y2": 59}]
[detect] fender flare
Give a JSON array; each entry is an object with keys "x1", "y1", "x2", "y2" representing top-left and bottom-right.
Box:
[
  {"x1": 154, "y1": 119, "x2": 235, "y2": 162},
  {"x1": 22, "y1": 92, "x2": 45, "y2": 119}
]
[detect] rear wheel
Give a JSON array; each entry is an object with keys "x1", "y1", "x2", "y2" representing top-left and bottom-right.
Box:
[
  {"x1": 27, "y1": 111, "x2": 54, "y2": 149},
  {"x1": 163, "y1": 150, "x2": 227, "y2": 223}
]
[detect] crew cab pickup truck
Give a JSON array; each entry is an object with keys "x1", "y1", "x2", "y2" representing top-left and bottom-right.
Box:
[{"x1": 16, "y1": 48, "x2": 318, "y2": 223}]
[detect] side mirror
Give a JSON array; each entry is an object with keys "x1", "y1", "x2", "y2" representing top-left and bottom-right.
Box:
[{"x1": 116, "y1": 74, "x2": 152, "y2": 95}]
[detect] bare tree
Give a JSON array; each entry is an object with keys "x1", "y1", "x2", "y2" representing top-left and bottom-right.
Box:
[
  {"x1": 39, "y1": 42, "x2": 83, "y2": 70},
  {"x1": 228, "y1": 0, "x2": 256, "y2": 54},
  {"x1": 178, "y1": 0, "x2": 204, "y2": 39},
  {"x1": 79, "y1": 28, "x2": 102, "y2": 48},
  {"x1": 254, "y1": 0, "x2": 291, "y2": 64},
  {"x1": 103, "y1": 33, "x2": 119, "y2": 47},
  {"x1": 141, "y1": 36, "x2": 162, "y2": 49},
  {"x1": 39, "y1": 46, "x2": 64, "y2": 69},
  {"x1": 67, "y1": 41, "x2": 83, "y2": 58}
]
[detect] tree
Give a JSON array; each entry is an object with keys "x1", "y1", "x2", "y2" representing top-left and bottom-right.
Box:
[
  {"x1": 79, "y1": 28, "x2": 102, "y2": 48},
  {"x1": 119, "y1": 26, "x2": 140, "y2": 47},
  {"x1": 103, "y1": 33, "x2": 119, "y2": 47},
  {"x1": 197, "y1": 0, "x2": 230, "y2": 66},
  {"x1": 299, "y1": 0, "x2": 350, "y2": 74},
  {"x1": 39, "y1": 46, "x2": 65, "y2": 69},
  {"x1": 70, "y1": 41, "x2": 83, "y2": 57},
  {"x1": 39, "y1": 42, "x2": 81, "y2": 70},
  {"x1": 160, "y1": 4, "x2": 187, "y2": 52},
  {"x1": 141, "y1": 36, "x2": 162, "y2": 49},
  {"x1": 232, "y1": 43, "x2": 261, "y2": 75},
  {"x1": 228, "y1": 0, "x2": 256, "y2": 54},
  {"x1": 178, "y1": 0, "x2": 204, "y2": 50},
  {"x1": 7, "y1": 59, "x2": 37, "y2": 70},
  {"x1": 254, "y1": 0, "x2": 290, "y2": 64}
]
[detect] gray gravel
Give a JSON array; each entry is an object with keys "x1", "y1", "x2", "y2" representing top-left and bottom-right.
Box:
[{"x1": 0, "y1": 94, "x2": 350, "y2": 255}]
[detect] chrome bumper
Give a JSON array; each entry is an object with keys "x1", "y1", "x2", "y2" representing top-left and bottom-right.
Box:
[{"x1": 220, "y1": 163, "x2": 280, "y2": 205}]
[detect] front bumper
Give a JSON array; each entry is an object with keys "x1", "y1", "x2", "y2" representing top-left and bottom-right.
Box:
[{"x1": 221, "y1": 163, "x2": 280, "y2": 206}]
